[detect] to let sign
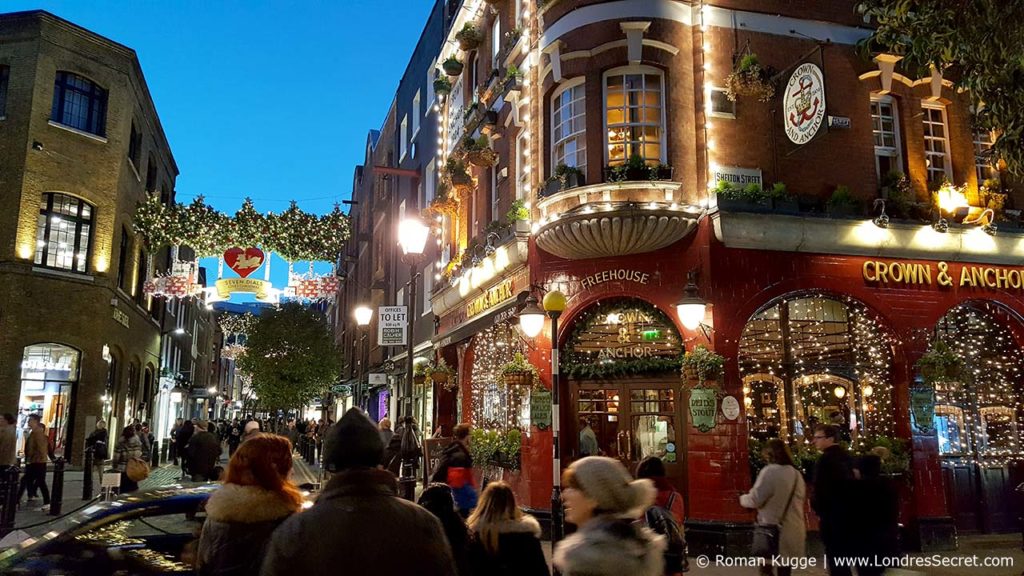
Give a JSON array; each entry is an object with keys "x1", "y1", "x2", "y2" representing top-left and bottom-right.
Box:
[{"x1": 378, "y1": 306, "x2": 408, "y2": 346}]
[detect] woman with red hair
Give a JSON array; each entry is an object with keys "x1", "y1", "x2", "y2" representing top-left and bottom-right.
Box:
[{"x1": 197, "y1": 434, "x2": 303, "y2": 576}]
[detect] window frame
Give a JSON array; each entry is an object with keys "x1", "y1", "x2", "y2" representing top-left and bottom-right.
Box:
[
  {"x1": 516, "y1": 129, "x2": 530, "y2": 201},
  {"x1": 128, "y1": 121, "x2": 142, "y2": 172},
  {"x1": 411, "y1": 90, "x2": 421, "y2": 138},
  {"x1": 400, "y1": 115, "x2": 408, "y2": 161},
  {"x1": 34, "y1": 192, "x2": 94, "y2": 274},
  {"x1": 870, "y1": 94, "x2": 903, "y2": 181},
  {"x1": 973, "y1": 125, "x2": 996, "y2": 184},
  {"x1": 51, "y1": 71, "x2": 108, "y2": 137},
  {"x1": 117, "y1": 227, "x2": 130, "y2": 291},
  {"x1": 922, "y1": 103, "x2": 953, "y2": 183},
  {"x1": 491, "y1": 16, "x2": 501, "y2": 68},
  {"x1": 603, "y1": 65, "x2": 667, "y2": 166},
  {"x1": 551, "y1": 77, "x2": 587, "y2": 178}
]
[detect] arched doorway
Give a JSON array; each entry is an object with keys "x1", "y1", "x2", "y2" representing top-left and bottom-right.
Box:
[
  {"x1": 19, "y1": 343, "x2": 81, "y2": 458},
  {"x1": 564, "y1": 298, "x2": 684, "y2": 480},
  {"x1": 929, "y1": 302, "x2": 1024, "y2": 533},
  {"x1": 739, "y1": 294, "x2": 895, "y2": 447}
]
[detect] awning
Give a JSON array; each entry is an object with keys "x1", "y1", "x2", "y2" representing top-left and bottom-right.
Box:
[{"x1": 432, "y1": 293, "x2": 525, "y2": 349}]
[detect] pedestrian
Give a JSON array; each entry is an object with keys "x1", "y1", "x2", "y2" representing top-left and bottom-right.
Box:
[
  {"x1": 242, "y1": 420, "x2": 261, "y2": 443},
  {"x1": 197, "y1": 435, "x2": 304, "y2": 576},
  {"x1": 85, "y1": 420, "x2": 110, "y2": 485},
  {"x1": 170, "y1": 418, "x2": 184, "y2": 465},
  {"x1": 466, "y1": 481, "x2": 549, "y2": 576},
  {"x1": 284, "y1": 419, "x2": 300, "y2": 449},
  {"x1": 578, "y1": 417, "x2": 599, "y2": 457},
  {"x1": 431, "y1": 423, "x2": 476, "y2": 517},
  {"x1": 0, "y1": 413, "x2": 18, "y2": 468},
  {"x1": 811, "y1": 423, "x2": 855, "y2": 576},
  {"x1": 419, "y1": 483, "x2": 472, "y2": 576},
  {"x1": 636, "y1": 457, "x2": 687, "y2": 576},
  {"x1": 852, "y1": 454, "x2": 900, "y2": 576},
  {"x1": 186, "y1": 420, "x2": 223, "y2": 482},
  {"x1": 260, "y1": 408, "x2": 456, "y2": 576},
  {"x1": 553, "y1": 456, "x2": 664, "y2": 576},
  {"x1": 17, "y1": 414, "x2": 51, "y2": 508},
  {"x1": 177, "y1": 420, "x2": 196, "y2": 477},
  {"x1": 378, "y1": 418, "x2": 393, "y2": 447},
  {"x1": 111, "y1": 424, "x2": 144, "y2": 493},
  {"x1": 228, "y1": 420, "x2": 242, "y2": 456},
  {"x1": 740, "y1": 439, "x2": 806, "y2": 576},
  {"x1": 135, "y1": 423, "x2": 152, "y2": 462},
  {"x1": 382, "y1": 416, "x2": 421, "y2": 478}
]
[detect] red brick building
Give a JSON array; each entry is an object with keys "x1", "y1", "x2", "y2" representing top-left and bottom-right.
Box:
[{"x1": 365, "y1": 0, "x2": 1024, "y2": 553}]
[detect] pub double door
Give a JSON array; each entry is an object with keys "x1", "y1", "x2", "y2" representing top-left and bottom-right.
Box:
[{"x1": 569, "y1": 378, "x2": 686, "y2": 494}]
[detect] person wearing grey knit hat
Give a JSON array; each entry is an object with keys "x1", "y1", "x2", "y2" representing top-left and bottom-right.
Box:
[{"x1": 554, "y1": 457, "x2": 666, "y2": 576}]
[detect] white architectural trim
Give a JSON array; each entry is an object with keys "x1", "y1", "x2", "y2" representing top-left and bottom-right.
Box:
[
  {"x1": 620, "y1": 21, "x2": 651, "y2": 64},
  {"x1": 543, "y1": 40, "x2": 564, "y2": 83},
  {"x1": 542, "y1": 0, "x2": 692, "y2": 49}
]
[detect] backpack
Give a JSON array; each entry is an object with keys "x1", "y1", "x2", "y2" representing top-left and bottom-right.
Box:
[{"x1": 643, "y1": 492, "x2": 688, "y2": 574}]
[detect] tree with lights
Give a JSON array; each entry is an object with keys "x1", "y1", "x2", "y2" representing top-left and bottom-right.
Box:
[
  {"x1": 237, "y1": 304, "x2": 342, "y2": 412},
  {"x1": 858, "y1": 1, "x2": 1024, "y2": 173}
]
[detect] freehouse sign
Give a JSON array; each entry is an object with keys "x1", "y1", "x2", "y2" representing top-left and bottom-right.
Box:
[{"x1": 863, "y1": 260, "x2": 1024, "y2": 290}]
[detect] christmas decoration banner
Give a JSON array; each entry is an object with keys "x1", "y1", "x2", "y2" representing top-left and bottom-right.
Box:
[{"x1": 216, "y1": 278, "x2": 272, "y2": 301}]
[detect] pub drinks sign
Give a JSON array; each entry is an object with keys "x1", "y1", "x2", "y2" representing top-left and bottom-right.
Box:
[{"x1": 689, "y1": 388, "x2": 718, "y2": 433}]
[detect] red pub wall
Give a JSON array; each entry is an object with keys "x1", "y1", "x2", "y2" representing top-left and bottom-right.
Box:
[{"x1": 706, "y1": 228, "x2": 1024, "y2": 525}]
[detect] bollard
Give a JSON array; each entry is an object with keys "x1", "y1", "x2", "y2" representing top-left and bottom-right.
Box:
[
  {"x1": 82, "y1": 446, "x2": 94, "y2": 501},
  {"x1": 151, "y1": 441, "x2": 160, "y2": 467},
  {"x1": 0, "y1": 467, "x2": 19, "y2": 538},
  {"x1": 49, "y1": 457, "x2": 65, "y2": 516},
  {"x1": 162, "y1": 438, "x2": 170, "y2": 464}
]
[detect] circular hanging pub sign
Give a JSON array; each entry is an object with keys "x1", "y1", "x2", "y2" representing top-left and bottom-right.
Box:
[{"x1": 784, "y1": 62, "x2": 826, "y2": 145}]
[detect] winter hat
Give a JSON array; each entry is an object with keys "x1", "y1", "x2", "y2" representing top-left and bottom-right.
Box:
[
  {"x1": 324, "y1": 407, "x2": 383, "y2": 471},
  {"x1": 244, "y1": 421, "x2": 260, "y2": 434},
  {"x1": 567, "y1": 456, "x2": 656, "y2": 518}
]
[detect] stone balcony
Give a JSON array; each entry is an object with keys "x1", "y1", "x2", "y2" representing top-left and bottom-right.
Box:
[{"x1": 534, "y1": 180, "x2": 702, "y2": 260}]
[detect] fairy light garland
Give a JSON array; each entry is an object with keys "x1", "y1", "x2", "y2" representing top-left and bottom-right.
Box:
[{"x1": 470, "y1": 322, "x2": 531, "y2": 432}]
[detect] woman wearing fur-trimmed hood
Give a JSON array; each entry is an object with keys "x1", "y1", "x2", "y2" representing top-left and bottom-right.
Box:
[
  {"x1": 467, "y1": 481, "x2": 549, "y2": 576},
  {"x1": 197, "y1": 435, "x2": 303, "y2": 576},
  {"x1": 554, "y1": 457, "x2": 666, "y2": 576}
]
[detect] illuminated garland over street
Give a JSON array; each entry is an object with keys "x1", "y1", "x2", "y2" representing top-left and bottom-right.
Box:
[{"x1": 134, "y1": 195, "x2": 350, "y2": 262}]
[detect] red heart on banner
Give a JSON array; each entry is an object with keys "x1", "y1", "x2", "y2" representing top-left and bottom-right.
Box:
[{"x1": 223, "y1": 247, "x2": 265, "y2": 278}]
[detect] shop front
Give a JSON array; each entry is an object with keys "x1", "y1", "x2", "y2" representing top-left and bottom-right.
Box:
[
  {"x1": 708, "y1": 232, "x2": 1024, "y2": 549},
  {"x1": 18, "y1": 343, "x2": 81, "y2": 458}
]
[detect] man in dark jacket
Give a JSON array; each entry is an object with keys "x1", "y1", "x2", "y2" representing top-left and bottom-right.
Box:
[
  {"x1": 431, "y1": 423, "x2": 475, "y2": 516},
  {"x1": 185, "y1": 420, "x2": 222, "y2": 482},
  {"x1": 261, "y1": 408, "x2": 456, "y2": 576},
  {"x1": 812, "y1": 423, "x2": 855, "y2": 576}
]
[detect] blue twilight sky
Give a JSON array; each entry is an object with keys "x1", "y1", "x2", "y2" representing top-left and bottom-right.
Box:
[{"x1": 5, "y1": 0, "x2": 435, "y2": 293}]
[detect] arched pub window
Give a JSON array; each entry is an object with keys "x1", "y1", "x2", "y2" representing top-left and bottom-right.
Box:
[{"x1": 738, "y1": 294, "x2": 894, "y2": 443}]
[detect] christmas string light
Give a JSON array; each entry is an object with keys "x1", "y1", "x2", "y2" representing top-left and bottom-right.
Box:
[{"x1": 470, "y1": 322, "x2": 531, "y2": 434}]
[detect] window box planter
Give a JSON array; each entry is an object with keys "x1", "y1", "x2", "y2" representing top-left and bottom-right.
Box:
[
  {"x1": 652, "y1": 165, "x2": 674, "y2": 181},
  {"x1": 504, "y1": 76, "x2": 523, "y2": 93},
  {"x1": 604, "y1": 165, "x2": 651, "y2": 182},
  {"x1": 771, "y1": 197, "x2": 800, "y2": 214},
  {"x1": 542, "y1": 172, "x2": 585, "y2": 197},
  {"x1": 456, "y1": 24, "x2": 483, "y2": 51},
  {"x1": 717, "y1": 196, "x2": 771, "y2": 213}
]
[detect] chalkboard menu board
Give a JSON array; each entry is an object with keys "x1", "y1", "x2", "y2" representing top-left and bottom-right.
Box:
[{"x1": 531, "y1": 388, "x2": 552, "y2": 430}]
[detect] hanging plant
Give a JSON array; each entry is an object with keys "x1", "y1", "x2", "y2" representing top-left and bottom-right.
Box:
[
  {"x1": 433, "y1": 75, "x2": 452, "y2": 96},
  {"x1": 413, "y1": 361, "x2": 429, "y2": 384},
  {"x1": 724, "y1": 52, "x2": 776, "y2": 102},
  {"x1": 455, "y1": 23, "x2": 484, "y2": 51},
  {"x1": 445, "y1": 157, "x2": 474, "y2": 187},
  {"x1": 499, "y1": 352, "x2": 538, "y2": 387},
  {"x1": 443, "y1": 55, "x2": 464, "y2": 77},
  {"x1": 463, "y1": 134, "x2": 499, "y2": 167},
  {"x1": 916, "y1": 340, "x2": 962, "y2": 383},
  {"x1": 427, "y1": 358, "x2": 456, "y2": 389},
  {"x1": 681, "y1": 344, "x2": 725, "y2": 383},
  {"x1": 506, "y1": 199, "x2": 529, "y2": 224}
]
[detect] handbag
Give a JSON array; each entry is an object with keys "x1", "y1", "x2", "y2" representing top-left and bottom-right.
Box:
[
  {"x1": 126, "y1": 457, "x2": 151, "y2": 482},
  {"x1": 750, "y1": 467, "x2": 799, "y2": 558}
]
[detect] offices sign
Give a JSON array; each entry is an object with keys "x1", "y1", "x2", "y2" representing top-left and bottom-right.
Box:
[{"x1": 378, "y1": 306, "x2": 408, "y2": 346}]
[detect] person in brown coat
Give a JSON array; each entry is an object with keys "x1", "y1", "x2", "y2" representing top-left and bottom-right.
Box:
[
  {"x1": 17, "y1": 414, "x2": 50, "y2": 507},
  {"x1": 260, "y1": 408, "x2": 456, "y2": 576}
]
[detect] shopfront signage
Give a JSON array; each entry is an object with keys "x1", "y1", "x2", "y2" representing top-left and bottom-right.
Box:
[
  {"x1": 721, "y1": 396, "x2": 741, "y2": 420},
  {"x1": 783, "y1": 62, "x2": 826, "y2": 145},
  {"x1": 579, "y1": 269, "x2": 651, "y2": 291},
  {"x1": 378, "y1": 305, "x2": 408, "y2": 346},
  {"x1": 530, "y1": 387, "x2": 553, "y2": 430},
  {"x1": 597, "y1": 346, "x2": 658, "y2": 360},
  {"x1": 689, "y1": 388, "x2": 718, "y2": 433},
  {"x1": 466, "y1": 279, "x2": 514, "y2": 318},
  {"x1": 828, "y1": 115, "x2": 851, "y2": 129},
  {"x1": 910, "y1": 386, "x2": 936, "y2": 434},
  {"x1": 112, "y1": 309, "x2": 130, "y2": 329},
  {"x1": 863, "y1": 260, "x2": 1024, "y2": 290},
  {"x1": 710, "y1": 165, "x2": 762, "y2": 188}
]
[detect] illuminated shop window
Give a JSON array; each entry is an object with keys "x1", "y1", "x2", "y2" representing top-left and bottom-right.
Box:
[
  {"x1": 604, "y1": 66, "x2": 665, "y2": 166},
  {"x1": 922, "y1": 104, "x2": 952, "y2": 183},
  {"x1": 20, "y1": 343, "x2": 80, "y2": 458},
  {"x1": 35, "y1": 192, "x2": 94, "y2": 273}
]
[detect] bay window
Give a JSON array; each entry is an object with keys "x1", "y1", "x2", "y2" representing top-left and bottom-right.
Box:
[
  {"x1": 551, "y1": 79, "x2": 586, "y2": 175},
  {"x1": 604, "y1": 67, "x2": 665, "y2": 165}
]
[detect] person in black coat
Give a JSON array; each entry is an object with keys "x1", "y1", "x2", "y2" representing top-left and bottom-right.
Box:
[
  {"x1": 176, "y1": 420, "x2": 195, "y2": 476},
  {"x1": 431, "y1": 423, "x2": 475, "y2": 516},
  {"x1": 467, "y1": 481, "x2": 549, "y2": 576},
  {"x1": 186, "y1": 421, "x2": 223, "y2": 482},
  {"x1": 853, "y1": 454, "x2": 900, "y2": 576},
  {"x1": 811, "y1": 424, "x2": 855, "y2": 576},
  {"x1": 419, "y1": 483, "x2": 472, "y2": 576}
]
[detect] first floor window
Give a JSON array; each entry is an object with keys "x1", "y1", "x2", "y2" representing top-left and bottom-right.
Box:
[
  {"x1": 922, "y1": 104, "x2": 952, "y2": 183},
  {"x1": 552, "y1": 80, "x2": 587, "y2": 174},
  {"x1": 35, "y1": 193, "x2": 93, "y2": 273},
  {"x1": 605, "y1": 67, "x2": 664, "y2": 165},
  {"x1": 973, "y1": 125, "x2": 997, "y2": 184},
  {"x1": 51, "y1": 71, "x2": 107, "y2": 136},
  {"x1": 871, "y1": 95, "x2": 903, "y2": 180}
]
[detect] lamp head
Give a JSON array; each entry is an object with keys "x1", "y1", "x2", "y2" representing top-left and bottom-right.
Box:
[
  {"x1": 518, "y1": 295, "x2": 546, "y2": 338},
  {"x1": 354, "y1": 306, "x2": 373, "y2": 326},
  {"x1": 675, "y1": 270, "x2": 707, "y2": 331},
  {"x1": 397, "y1": 218, "x2": 430, "y2": 256},
  {"x1": 542, "y1": 290, "x2": 566, "y2": 314}
]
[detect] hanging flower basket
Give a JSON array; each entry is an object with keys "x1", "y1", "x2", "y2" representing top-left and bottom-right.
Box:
[
  {"x1": 426, "y1": 358, "x2": 455, "y2": 387},
  {"x1": 433, "y1": 76, "x2": 452, "y2": 96},
  {"x1": 916, "y1": 340, "x2": 962, "y2": 384},
  {"x1": 443, "y1": 57, "x2": 464, "y2": 77},
  {"x1": 455, "y1": 23, "x2": 483, "y2": 51},
  {"x1": 465, "y1": 147, "x2": 498, "y2": 168},
  {"x1": 502, "y1": 371, "x2": 534, "y2": 387},
  {"x1": 681, "y1": 345, "x2": 725, "y2": 383},
  {"x1": 499, "y1": 353, "x2": 539, "y2": 388},
  {"x1": 724, "y1": 53, "x2": 775, "y2": 103},
  {"x1": 413, "y1": 375, "x2": 427, "y2": 385},
  {"x1": 431, "y1": 372, "x2": 450, "y2": 385}
]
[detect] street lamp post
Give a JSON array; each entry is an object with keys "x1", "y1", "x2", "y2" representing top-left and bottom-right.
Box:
[
  {"x1": 543, "y1": 290, "x2": 567, "y2": 544},
  {"x1": 397, "y1": 217, "x2": 428, "y2": 501},
  {"x1": 354, "y1": 306, "x2": 373, "y2": 410}
]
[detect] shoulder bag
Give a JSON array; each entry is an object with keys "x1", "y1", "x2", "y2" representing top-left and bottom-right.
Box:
[{"x1": 750, "y1": 467, "x2": 799, "y2": 558}]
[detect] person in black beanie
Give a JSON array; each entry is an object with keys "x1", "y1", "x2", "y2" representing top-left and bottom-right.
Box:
[{"x1": 260, "y1": 408, "x2": 456, "y2": 576}]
